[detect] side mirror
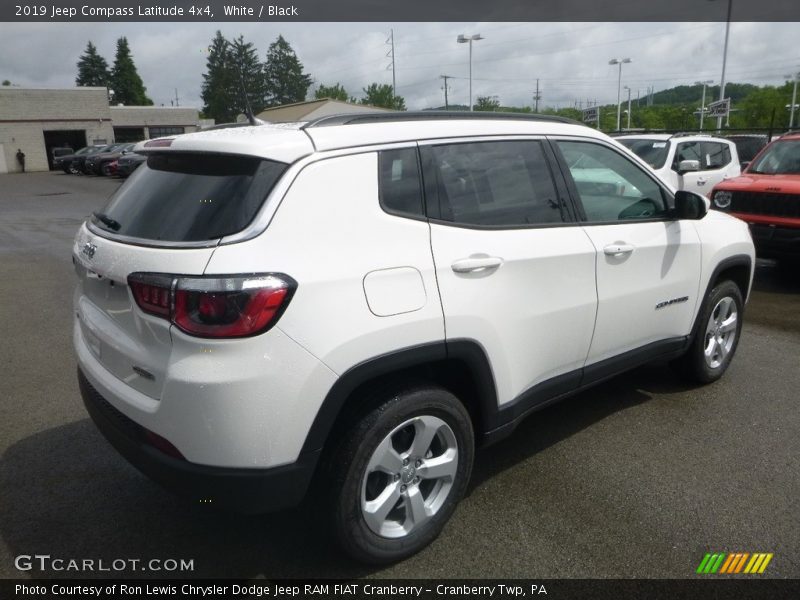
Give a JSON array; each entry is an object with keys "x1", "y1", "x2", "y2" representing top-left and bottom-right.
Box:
[
  {"x1": 673, "y1": 190, "x2": 708, "y2": 220},
  {"x1": 677, "y1": 159, "x2": 700, "y2": 175}
]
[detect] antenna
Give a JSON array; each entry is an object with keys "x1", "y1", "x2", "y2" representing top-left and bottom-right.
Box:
[{"x1": 236, "y1": 60, "x2": 258, "y2": 125}]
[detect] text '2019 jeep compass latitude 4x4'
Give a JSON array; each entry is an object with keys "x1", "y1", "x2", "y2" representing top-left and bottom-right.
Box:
[{"x1": 73, "y1": 113, "x2": 755, "y2": 563}]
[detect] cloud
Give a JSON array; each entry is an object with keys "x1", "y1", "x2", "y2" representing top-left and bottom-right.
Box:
[{"x1": 0, "y1": 21, "x2": 796, "y2": 111}]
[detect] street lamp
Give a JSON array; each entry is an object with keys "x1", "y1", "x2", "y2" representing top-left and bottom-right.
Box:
[
  {"x1": 624, "y1": 85, "x2": 632, "y2": 129},
  {"x1": 785, "y1": 72, "x2": 799, "y2": 129},
  {"x1": 695, "y1": 80, "x2": 714, "y2": 130},
  {"x1": 609, "y1": 58, "x2": 632, "y2": 131},
  {"x1": 709, "y1": 0, "x2": 733, "y2": 129},
  {"x1": 457, "y1": 33, "x2": 483, "y2": 111}
]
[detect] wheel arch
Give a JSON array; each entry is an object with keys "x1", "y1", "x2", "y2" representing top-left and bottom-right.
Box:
[
  {"x1": 299, "y1": 340, "x2": 499, "y2": 458},
  {"x1": 690, "y1": 254, "x2": 753, "y2": 343}
]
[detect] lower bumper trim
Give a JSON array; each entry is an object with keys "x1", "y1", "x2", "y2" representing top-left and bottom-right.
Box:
[{"x1": 78, "y1": 367, "x2": 319, "y2": 514}]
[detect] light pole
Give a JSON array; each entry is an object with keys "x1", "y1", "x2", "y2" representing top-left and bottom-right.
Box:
[
  {"x1": 785, "y1": 72, "x2": 799, "y2": 129},
  {"x1": 457, "y1": 33, "x2": 483, "y2": 111},
  {"x1": 695, "y1": 80, "x2": 714, "y2": 130},
  {"x1": 624, "y1": 85, "x2": 632, "y2": 130},
  {"x1": 609, "y1": 58, "x2": 631, "y2": 131},
  {"x1": 710, "y1": 0, "x2": 733, "y2": 129}
]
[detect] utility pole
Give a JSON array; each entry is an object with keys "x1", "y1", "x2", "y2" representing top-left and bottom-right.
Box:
[
  {"x1": 386, "y1": 29, "x2": 396, "y2": 105},
  {"x1": 716, "y1": 0, "x2": 733, "y2": 130},
  {"x1": 785, "y1": 71, "x2": 799, "y2": 129},
  {"x1": 174, "y1": 88, "x2": 179, "y2": 107},
  {"x1": 533, "y1": 78, "x2": 541, "y2": 112},
  {"x1": 625, "y1": 86, "x2": 632, "y2": 129},
  {"x1": 440, "y1": 75, "x2": 453, "y2": 109}
]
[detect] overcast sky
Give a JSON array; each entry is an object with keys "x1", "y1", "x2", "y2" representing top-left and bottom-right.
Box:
[{"x1": 1, "y1": 22, "x2": 797, "y2": 111}]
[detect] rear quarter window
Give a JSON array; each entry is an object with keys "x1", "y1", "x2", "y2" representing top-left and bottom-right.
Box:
[{"x1": 91, "y1": 153, "x2": 287, "y2": 242}]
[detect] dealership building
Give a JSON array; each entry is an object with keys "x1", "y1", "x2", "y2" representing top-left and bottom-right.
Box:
[{"x1": 0, "y1": 87, "x2": 201, "y2": 173}]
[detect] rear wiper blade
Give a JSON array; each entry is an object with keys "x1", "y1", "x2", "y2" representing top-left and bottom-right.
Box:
[{"x1": 93, "y1": 212, "x2": 121, "y2": 231}]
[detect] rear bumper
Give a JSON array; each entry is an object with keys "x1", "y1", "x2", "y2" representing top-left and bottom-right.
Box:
[{"x1": 78, "y1": 368, "x2": 319, "y2": 514}]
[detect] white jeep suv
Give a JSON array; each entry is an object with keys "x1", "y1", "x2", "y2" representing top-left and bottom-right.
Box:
[
  {"x1": 617, "y1": 133, "x2": 741, "y2": 195},
  {"x1": 73, "y1": 113, "x2": 754, "y2": 563}
]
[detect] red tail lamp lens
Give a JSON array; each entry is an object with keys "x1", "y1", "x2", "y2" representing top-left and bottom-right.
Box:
[
  {"x1": 127, "y1": 273, "x2": 295, "y2": 338},
  {"x1": 129, "y1": 276, "x2": 172, "y2": 317}
]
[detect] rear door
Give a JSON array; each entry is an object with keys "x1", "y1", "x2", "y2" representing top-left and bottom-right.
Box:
[
  {"x1": 422, "y1": 137, "x2": 598, "y2": 408},
  {"x1": 553, "y1": 138, "x2": 702, "y2": 367},
  {"x1": 674, "y1": 140, "x2": 738, "y2": 194}
]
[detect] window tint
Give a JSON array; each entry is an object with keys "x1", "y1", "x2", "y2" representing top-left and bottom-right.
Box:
[
  {"x1": 673, "y1": 141, "x2": 703, "y2": 170},
  {"x1": 427, "y1": 140, "x2": 564, "y2": 227},
  {"x1": 705, "y1": 142, "x2": 731, "y2": 169},
  {"x1": 92, "y1": 153, "x2": 287, "y2": 242},
  {"x1": 557, "y1": 140, "x2": 668, "y2": 222},
  {"x1": 749, "y1": 139, "x2": 800, "y2": 174},
  {"x1": 379, "y1": 148, "x2": 423, "y2": 217},
  {"x1": 674, "y1": 141, "x2": 731, "y2": 171},
  {"x1": 618, "y1": 138, "x2": 670, "y2": 169}
]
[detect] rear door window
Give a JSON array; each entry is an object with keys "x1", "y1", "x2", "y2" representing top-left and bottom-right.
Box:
[
  {"x1": 91, "y1": 153, "x2": 287, "y2": 242},
  {"x1": 423, "y1": 140, "x2": 566, "y2": 227}
]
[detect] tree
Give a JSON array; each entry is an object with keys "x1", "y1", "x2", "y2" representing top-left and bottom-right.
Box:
[
  {"x1": 110, "y1": 37, "x2": 152, "y2": 105},
  {"x1": 263, "y1": 35, "x2": 312, "y2": 107},
  {"x1": 75, "y1": 41, "x2": 110, "y2": 88},
  {"x1": 228, "y1": 35, "x2": 267, "y2": 116},
  {"x1": 2, "y1": 80, "x2": 10, "y2": 86},
  {"x1": 730, "y1": 85, "x2": 788, "y2": 128},
  {"x1": 360, "y1": 83, "x2": 405, "y2": 110},
  {"x1": 201, "y1": 31, "x2": 239, "y2": 123},
  {"x1": 314, "y1": 83, "x2": 350, "y2": 102},
  {"x1": 474, "y1": 96, "x2": 500, "y2": 112}
]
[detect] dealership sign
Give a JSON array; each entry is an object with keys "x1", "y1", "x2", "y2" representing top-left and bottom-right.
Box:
[{"x1": 706, "y1": 98, "x2": 731, "y2": 118}]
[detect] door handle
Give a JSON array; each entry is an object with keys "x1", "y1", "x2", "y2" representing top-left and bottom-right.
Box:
[
  {"x1": 451, "y1": 256, "x2": 504, "y2": 273},
  {"x1": 603, "y1": 244, "x2": 634, "y2": 256}
]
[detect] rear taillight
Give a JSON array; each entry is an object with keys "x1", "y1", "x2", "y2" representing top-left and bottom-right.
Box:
[
  {"x1": 129, "y1": 274, "x2": 172, "y2": 317},
  {"x1": 127, "y1": 273, "x2": 295, "y2": 338}
]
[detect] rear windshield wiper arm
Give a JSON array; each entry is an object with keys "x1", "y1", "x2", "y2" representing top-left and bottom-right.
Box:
[{"x1": 93, "y1": 212, "x2": 121, "y2": 231}]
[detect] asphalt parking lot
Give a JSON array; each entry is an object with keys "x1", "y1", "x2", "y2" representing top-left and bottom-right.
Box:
[{"x1": 0, "y1": 171, "x2": 798, "y2": 579}]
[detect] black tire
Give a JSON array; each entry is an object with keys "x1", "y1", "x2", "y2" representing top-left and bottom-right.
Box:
[
  {"x1": 673, "y1": 280, "x2": 744, "y2": 384},
  {"x1": 101, "y1": 163, "x2": 113, "y2": 177},
  {"x1": 328, "y1": 384, "x2": 474, "y2": 564}
]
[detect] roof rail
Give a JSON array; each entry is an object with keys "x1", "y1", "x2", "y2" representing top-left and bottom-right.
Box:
[
  {"x1": 302, "y1": 111, "x2": 583, "y2": 129},
  {"x1": 669, "y1": 132, "x2": 713, "y2": 139}
]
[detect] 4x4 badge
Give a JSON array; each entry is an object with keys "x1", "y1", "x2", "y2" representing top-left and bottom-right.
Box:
[{"x1": 82, "y1": 241, "x2": 97, "y2": 259}]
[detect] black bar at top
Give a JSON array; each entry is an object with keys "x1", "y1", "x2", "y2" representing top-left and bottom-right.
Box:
[{"x1": 3, "y1": 0, "x2": 799, "y2": 22}]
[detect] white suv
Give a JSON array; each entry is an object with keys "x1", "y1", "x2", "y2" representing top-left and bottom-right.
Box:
[
  {"x1": 73, "y1": 113, "x2": 754, "y2": 563},
  {"x1": 617, "y1": 133, "x2": 740, "y2": 195}
]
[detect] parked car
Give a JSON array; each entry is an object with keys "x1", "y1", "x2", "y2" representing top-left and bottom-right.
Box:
[
  {"x1": 710, "y1": 131, "x2": 800, "y2": 264},
  {"x1": 725, "y1": 134, "x2": 769, "y2": 168},
  {"x1": 115, "y1": 152, "x2": 147, "y2": 177},
  {"x1": 72, "y1": 145, "x2": 112, "y2": 174},
  {"x1": 50, "y1": 146, "x2": 74, "y2": 168},
  {"x1": 73, "y1": 113, "x2": 754, "y2": 564},
  {"x1": 54, "y1": 146, "x2": 94, "y2": 173},
  {"x1": 85, "y1": 143, "x2": 137, "y2": 176},
  {"x1": 617, "y1": 133, "x2": 740, "y2": 195}
]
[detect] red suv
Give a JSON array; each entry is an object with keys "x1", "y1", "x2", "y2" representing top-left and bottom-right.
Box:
[{"x1": 710, "y1": 132, "x2": 800, "y2": 265}]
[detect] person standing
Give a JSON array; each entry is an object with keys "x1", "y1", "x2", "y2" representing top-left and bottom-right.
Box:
[{"x1": 16, "y1": 149, "x2": 25, "y2": 173}]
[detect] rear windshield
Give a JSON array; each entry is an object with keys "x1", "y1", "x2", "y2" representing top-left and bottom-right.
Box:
[
  {"x1": 91, "y1": 153, "x2": 287, "y2": 242},
  {"x1": 618, "y1": 138, "x2": 670, "y2": 169}
]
